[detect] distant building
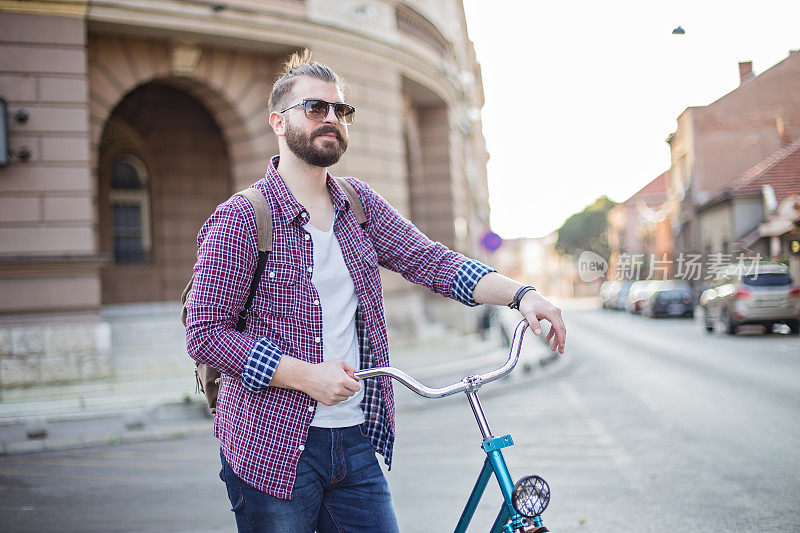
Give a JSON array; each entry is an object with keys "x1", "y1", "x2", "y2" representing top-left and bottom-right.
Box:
[
  {"x1": 491, "y1": 237, "x2": 546, "y2": 292},
  {"x1": 666, "y1": 51, "x2": 800, "y2": 260},
  {"x1": 607, "y1": 171, "x2": 672, "y2": 280},
  {"x1": 697, "y1": 139, "x2": 800, "y2": 280},
  {"x1": 492, "y1": 232, "x2": 600, "y2": 299},
  {"x1": 0, "y1": 1, "x2": 490, "y2": 387}
]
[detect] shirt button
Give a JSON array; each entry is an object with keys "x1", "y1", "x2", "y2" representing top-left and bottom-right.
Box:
[
  {"x1": 315, "y1": 337, "x2": 321, "y2": 343},
  {"x1": 301, "y1": 212, "x2": 308, "y2": 218},
  {"x1": 304, "y1": 234, "x2": 310, "y2": 241},
  {"x1": 307, "y1": 267, "x2": 313, "y2": 274},
  {"x1": 268, "y1": 272, "x2": 275, "y2": 278},
  {"x1": 308, "y1": 405, "x2": 315, "y2": 413},
  {"x1": 299, "y1": 445, "x2": 305, "y2": 452}
]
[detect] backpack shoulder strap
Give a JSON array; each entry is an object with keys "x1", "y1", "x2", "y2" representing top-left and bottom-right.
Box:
[
  {"x1": 232, "y1": 187, "x2": 271, "y2": 331},
  {"x1": 234, "y1": 187, "x2": 272, "y2": 252},
  {"x1": 182, "y1": 186, "x2": 271, "y2": 339},
  {"x1": 334, "y1": 177, "x2": 367, "y2": 227}
]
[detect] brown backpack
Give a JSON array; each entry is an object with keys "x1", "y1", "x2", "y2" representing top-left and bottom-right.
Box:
[{"x1": 181, "y1": 179, "x2": 367, "y2": 415}]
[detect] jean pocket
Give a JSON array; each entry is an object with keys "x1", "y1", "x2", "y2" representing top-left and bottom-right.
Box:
[{"x1": 231, "y1": 491, "x2": 247, "y2": 513}]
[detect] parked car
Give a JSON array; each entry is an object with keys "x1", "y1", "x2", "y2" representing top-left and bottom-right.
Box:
[
  {"x1": 599, "y1": 280, "x2": 633, "y2": 310},
  {"x1": 626, "y1": 280, "x2": 658, "y2": 314},
  {"x1": 699, "y1": 263, "x2": 800, "y2": 335},
  {"x1": 642, "y1": 281, "x2": 694, "y2": 318},
  {"x1": 611, "y1": 280, "x2": 634, "y2": 310},
  {"x1": 599, "y1": 280, "x2": 618, "y2": 309}
]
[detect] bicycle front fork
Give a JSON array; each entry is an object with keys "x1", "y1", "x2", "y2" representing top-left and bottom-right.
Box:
[{"x1": 453, "y1": 390, "x2": 549, "y2": 533}]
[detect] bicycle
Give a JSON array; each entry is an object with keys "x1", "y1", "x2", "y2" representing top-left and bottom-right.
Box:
[{"x1": 355, "y1": 319, "x2": 551, "y2": 533}]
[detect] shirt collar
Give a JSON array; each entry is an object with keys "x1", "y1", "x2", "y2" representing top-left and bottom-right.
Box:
[
  {"x1": 326, "y1": 174, "x2": 350, "y2": 215},
  {"x1": 264, "y1": 155, "x2": 351, "y2": 226}
]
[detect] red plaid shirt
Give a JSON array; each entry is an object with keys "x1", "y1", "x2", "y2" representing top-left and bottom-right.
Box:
[{"x1": 186, "y1": 156, "x2": 493, "y2": 499}]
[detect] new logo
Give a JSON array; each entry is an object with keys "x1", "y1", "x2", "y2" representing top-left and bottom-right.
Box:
[{"x1": 578, "y1": 251, "x2": 608, "y2": 282}]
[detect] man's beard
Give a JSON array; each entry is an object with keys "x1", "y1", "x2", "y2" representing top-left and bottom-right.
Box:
[{"x1": 285, "y1": 122, "x2": 348, "y2": 168}]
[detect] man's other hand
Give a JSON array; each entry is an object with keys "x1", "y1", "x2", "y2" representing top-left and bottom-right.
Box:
[{"x1": 519, "y1": 291, "x2": 566, "y2": 354}]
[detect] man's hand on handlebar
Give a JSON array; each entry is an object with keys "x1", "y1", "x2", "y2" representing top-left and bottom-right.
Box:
[
  {"x1": 302, "y1": 360, "x2": 362, "y2": 406},
  {"x1": 518, "y1": 291, "x2": 566, "y2": 354}
]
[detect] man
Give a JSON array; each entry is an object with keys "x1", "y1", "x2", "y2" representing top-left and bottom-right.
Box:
[{"x1": 186, "y1": 50, "x2": 566, "y2": 532}]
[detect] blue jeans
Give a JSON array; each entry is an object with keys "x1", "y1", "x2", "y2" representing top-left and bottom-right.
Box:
[{"x1": 220, "y1": 425, "x2": 400, "y2": 533}]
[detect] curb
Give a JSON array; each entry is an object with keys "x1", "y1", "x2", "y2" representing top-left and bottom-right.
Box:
[{"x1": 0, "y1": 420, "x2": 214, "y2": 456}]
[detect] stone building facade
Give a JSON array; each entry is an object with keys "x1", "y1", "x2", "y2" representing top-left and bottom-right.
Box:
[{"x1": 0, "y1": 0, "x2": 491, "y2": 387}]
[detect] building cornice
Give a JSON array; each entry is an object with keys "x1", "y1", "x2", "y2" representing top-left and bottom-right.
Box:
[
  {"x1": 85, "y1": 1, "x2": 472, "y2": 107},
  {"x1": 0, "y1": 0, "x2": 88, "y2": 18}
]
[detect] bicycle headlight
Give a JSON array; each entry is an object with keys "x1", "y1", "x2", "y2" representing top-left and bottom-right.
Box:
[{"x1": 512, "y1": 475, "x2": 550, "y2": 518}]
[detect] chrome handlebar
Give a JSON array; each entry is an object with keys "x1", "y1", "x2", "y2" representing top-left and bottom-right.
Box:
[{"x1": 353, "y1": 319, "x2": 530, "y2": 398}]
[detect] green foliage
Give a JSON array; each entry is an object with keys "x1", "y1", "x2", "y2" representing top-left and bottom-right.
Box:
[{"x1": 555, "y1": 196, "x2": 616, "y2": 260}]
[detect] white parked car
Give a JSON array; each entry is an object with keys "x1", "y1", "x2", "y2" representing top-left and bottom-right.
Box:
[{"x1": 699, "y1": 263, "x2": 800, "y2": 335}]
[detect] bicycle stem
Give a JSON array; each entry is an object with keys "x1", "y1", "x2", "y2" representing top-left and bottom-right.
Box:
[{"x1": 466, "y1": 390, "x2": 493, "y2": 439}]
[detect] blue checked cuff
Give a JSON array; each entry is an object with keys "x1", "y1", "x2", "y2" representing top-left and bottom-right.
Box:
[
  {"x1": 241, "y1": 337, "x2": 283, "y2": 392},
  {"x1": 451, "y1": 259, "x2": 496, "y2": 307}
]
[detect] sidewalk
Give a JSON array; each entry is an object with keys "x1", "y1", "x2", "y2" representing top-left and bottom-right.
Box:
[{"x1": 0, "y1": 309, "x2": 569, "y2": 455}]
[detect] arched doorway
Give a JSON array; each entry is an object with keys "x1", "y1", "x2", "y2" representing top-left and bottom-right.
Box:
[
  {"x1": 402, "y1": 76, "x2": 455, "y2": 249},
  {"x1": 98, "y1": 82, "x2": 233, "y2": 304}
]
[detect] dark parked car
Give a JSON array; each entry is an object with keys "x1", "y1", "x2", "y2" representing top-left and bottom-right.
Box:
[{"x1": 642, "y1": 281, "x2": 694, "y2": 318}]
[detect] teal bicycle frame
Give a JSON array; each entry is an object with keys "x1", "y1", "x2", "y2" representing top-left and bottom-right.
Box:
[{"x1": 355, "y1": 320, "x2": 550, "y2": 533}]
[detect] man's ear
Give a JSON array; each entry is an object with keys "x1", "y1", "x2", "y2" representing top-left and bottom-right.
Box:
[{"x1": 269, "y1": 111, "x2": 286, "y2": 136}]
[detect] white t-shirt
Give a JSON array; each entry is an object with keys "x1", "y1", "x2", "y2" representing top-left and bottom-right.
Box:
[{"x1": 306, "y1": 221, "x2": 365, "y2": 428}]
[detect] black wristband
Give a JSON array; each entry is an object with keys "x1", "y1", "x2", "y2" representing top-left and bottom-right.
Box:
[{"x1": 508, "y1": 285, "x2": 536, "y2": 310}]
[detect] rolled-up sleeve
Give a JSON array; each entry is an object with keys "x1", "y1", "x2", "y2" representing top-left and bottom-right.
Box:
[
  {"x1": 241, "y1": 337, "x2": 283, "y2": 392},
  {"x1": 347, "y1": 178, "x2": 495, "y2": 305},
  {"x1": 451, "y1": 259, "x2": 496, "y2": 306}
]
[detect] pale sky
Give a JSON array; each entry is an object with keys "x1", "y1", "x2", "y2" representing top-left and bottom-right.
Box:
[{"x1": 462, "y1": 0, "x2": 800, "y2": 239}]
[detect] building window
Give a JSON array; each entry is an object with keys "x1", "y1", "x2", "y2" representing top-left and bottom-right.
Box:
[
  {"x1": 396, "y1": 3, "x2": 451, "y2": 57},
  {"x1": 110, "y1": 155, "x2": 152, "y2": 263}
]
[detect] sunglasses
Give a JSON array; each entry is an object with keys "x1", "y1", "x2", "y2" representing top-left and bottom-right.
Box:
[{"x1": 280, "y1": 99, "x2": 356, "y2": 125}]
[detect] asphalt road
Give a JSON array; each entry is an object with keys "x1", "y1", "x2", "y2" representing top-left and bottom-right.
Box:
[{"x1": 1, "y1": 304, "x2": 799, "y2": 532}]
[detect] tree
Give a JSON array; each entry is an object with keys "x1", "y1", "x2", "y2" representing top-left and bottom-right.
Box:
[{"x1": 555, "y1": 196, "x2": 616, "y2": 260}]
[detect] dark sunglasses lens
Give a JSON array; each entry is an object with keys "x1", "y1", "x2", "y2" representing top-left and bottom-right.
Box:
[
  {"x1": 304, "y1": 100, "x2": 329, "y2": 120},
  {"x1": 334, "y1": 104, "x2": 355, "y2": 124}
]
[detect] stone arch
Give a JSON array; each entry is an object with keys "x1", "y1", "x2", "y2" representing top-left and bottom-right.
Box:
[
  {"x1": 97, "y1": 81, "x2": 234, "y2": 303},
  {"x1": 88, "y1": 33, "x2": 281, "y2": 189}
]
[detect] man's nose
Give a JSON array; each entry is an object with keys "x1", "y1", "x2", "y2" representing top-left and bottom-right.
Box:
[{"x1": 322, "y1": 103, "x2": 338, "y2": 123}]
